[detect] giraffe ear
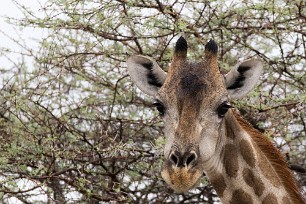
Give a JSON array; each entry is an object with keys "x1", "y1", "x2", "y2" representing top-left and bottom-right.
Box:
[
  {"x1": 225, "y1": 59, "x2": 263, "y2": 99},
  {"x1": 127, "y1": 55, "x2": 167, "y2": 96}
]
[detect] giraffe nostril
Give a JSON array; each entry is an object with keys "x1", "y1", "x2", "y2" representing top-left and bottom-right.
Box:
[
  {"x1": 186, "y1": 152, "x2": 197, "y2": 166},
  {"x1": 170, "y1": 153, "x2": 178, "y2": 165}
]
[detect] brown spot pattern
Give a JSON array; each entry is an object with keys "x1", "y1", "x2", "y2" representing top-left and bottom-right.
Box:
[
  {"x1": 223, "y1": 144, "x2": 239, "y2": 178},
  {"x1": 239, "y1": 139, "x2": 256, "y2": 167},
  {"x1": 230, "y1": 189, "x2": 253, "y2": 204},
  {"x1": 222, "y1": 144, "x2": 239, "y2": 178},
  {"x1": 210, "y1": 174, "x2": 227, "y2": 197},
  {"x1": 242, "y1": 168, "x2": 265, "y2": 196},
  {"x1": 234, "y1": 112, "x2": 304, "y2": 204},
  {"x1": 262, "y1": 193, "x2": 278, "y2": 204}
]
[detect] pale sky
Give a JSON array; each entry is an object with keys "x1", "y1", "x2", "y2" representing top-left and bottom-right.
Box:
[
  {"x1": 0, "y1": 2, "x2": 48, "y2": 203},
  {"x1": 0, "y1": 0, "x2": 47, "y2": 69}
]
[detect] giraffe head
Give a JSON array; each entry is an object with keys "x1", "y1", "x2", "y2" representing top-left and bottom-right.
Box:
[{"x1": 127, "y1": 37, "x2": 263, "y2": 193}]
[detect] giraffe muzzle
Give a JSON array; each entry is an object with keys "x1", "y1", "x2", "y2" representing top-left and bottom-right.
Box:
[{"x1": 161, "y1": 148, "x2": 203, "y2": 193}]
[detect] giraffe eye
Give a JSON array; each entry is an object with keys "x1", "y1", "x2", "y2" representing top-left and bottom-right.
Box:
[
  {"x1": 152, "y1": 100, "x2": 165, "y2": 116},
  {"x1": 217, "y1": 102, "x2": 232, "y2": 117}
]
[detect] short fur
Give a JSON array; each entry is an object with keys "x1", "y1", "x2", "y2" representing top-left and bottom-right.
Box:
[{"x1": 233, "y1": 111, "x2": 304, "y2": 204}]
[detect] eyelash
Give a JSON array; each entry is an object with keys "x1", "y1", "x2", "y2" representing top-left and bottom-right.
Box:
[
  {"x1": 217, "y1": 102, "x2": 232, "y2": 117},
  {"x1": 152, "y1": 100, "x2": 165, "y2": 116}
]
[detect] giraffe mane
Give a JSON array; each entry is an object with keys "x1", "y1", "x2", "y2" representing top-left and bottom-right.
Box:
[{"x1": 233, "y1": 111, "x2": 304, "y2": 204}]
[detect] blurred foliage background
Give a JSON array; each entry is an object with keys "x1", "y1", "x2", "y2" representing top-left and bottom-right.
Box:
[{"x1": 0, "y1": 0, "x2": 305, "y2": 203}]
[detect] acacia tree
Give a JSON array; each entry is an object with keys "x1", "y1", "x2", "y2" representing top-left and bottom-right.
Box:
[{"x1": 0, "y1": 0, "x2": 305, "y2": 203}]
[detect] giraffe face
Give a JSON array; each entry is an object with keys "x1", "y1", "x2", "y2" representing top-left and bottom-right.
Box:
[
  {"x1": 156, "y1": 51, "x2": 229, "y2": 193},
  {"x1": 127, "y1": 37, "x2": 263, "y2": 193}
]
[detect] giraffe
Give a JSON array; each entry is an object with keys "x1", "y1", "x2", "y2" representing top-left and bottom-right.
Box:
[{"x1": 126, "y1": 36, "x2": 305, "y2": 204}]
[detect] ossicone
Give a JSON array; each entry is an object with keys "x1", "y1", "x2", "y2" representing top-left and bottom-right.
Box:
[
  {"x1": 175, "y1": 36, "x2": 188, "y2": 54},
  {"x1": 173, "y1": 36, "x2": 188, "y2": 60},
  {"x1": 205, "y1": 39, "x2": 218, "y2": 54}
]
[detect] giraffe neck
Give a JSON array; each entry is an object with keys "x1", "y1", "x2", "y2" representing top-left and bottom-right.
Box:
[{"x1": 205, "y1": 110, "x2": 303, "y2": 204}]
